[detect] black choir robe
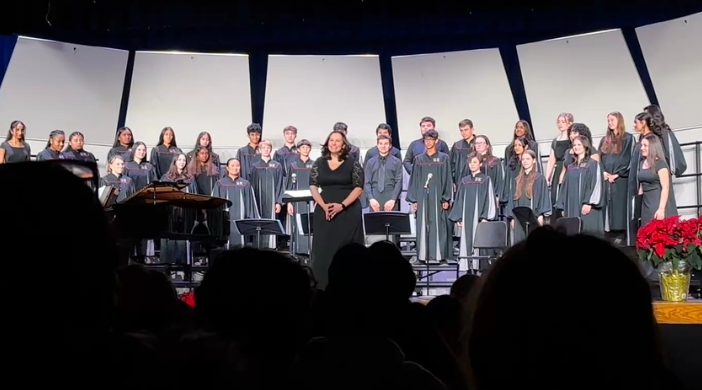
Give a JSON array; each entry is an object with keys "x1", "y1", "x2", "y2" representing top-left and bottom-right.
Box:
[
  {"x1": 99, "y1": 173, "x2": 136, "y2": 203},
  {"x1": 250, "y1": 158, "x2": 285, "y2": 248},
  {"x1": 481, "y1": 156, "x2": 507, "y2": 204},
  {"x1": 236, "y1": 144, "x2": 261, "y2": 181},
  {"x1": 403, "y1": 138, "x2": 450, "y2": 175},
  {"x1": 107, "y1": 146, "x2": 132, "y2": 162},
  {"x1": 363, "y1": 146, "x2": 402, "y2": 168},
  {"x1": 598, "y1": 133, "x2": 635, "y2": 232},
  {"x1": 159, "y1": 174, "x2": 199, "y2": 264},
  {"x1": 194, "y1": 165, "x2": 220, "y2": 196},
  {"x1": 449, "y1": 138, "x2": 475, "y2": 186},
  {"x1": 448, "y1": 172, "x2": 498, "y2": 269},
  {"x1": 348, "y1": 144, "x2": 362, "y2": 164},
  {"x1": 287, "y1": 156, "x2": 315, "y2": 254},
  {"x1": 36, "y1": 148, "x2": 61, "y2": 161},
  {"x1": 406, "y1": 151, "x2": 452, "y2": 261},
  {"x1": 556, "y1": 158, "x2": 605, "y2": 237},
  {"x1": 150, "y1": 145, "x2": 183, "y2": 178},
  {"x1": 212, "y1": 176, "x2": 260, "y2": 248},
  {"x1": 273, "y1": 145, "x2": 298, "y2": 176},
  {"x1": 626, "y1": 138, "x2": 643, "y2": 246},
  {"x1": 60, "y1": 148, "x2": 97, "y2": 163},
  {"x1": 661, "y1": 130, "x2": 687, "y2": 177},
  {"x1": 503, "y1": 159, "x2": 520, "y2": 204},
  {"x1": 505, "y1": 170, "x2": 552, "y2": 245},
  {"x1": 124, "y1": 160, "x2": 157, "y2": 191},
  {"x1": 363, "y1": 154, "x2": 403, "y2": 211}
]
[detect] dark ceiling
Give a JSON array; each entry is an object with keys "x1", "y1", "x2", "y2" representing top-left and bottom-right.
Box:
[{"x1": 3, "y1": 1, "x2": 702, "y2": 54}]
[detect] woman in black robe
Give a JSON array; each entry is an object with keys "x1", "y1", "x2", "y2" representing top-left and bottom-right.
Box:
[
  {"x1": 0, "y1": 120, "x2": 31, "y2": 164},
  {"x1": 60, "y1": 132, "x2": 97, "y2": 163},
  {"x1": 309, "y1": 130, "x2": 365, "y2": 290},
  {"x1": 558, "y1": 123, "x2": 601, "y2": 185},
  {"x1": 503, "y1": 136, "x2": 534, "y2": 206},
  {"x1": 598, "y1": 112, "x2": 635, "y2": 239},
  {"x1": 150, "y1": 126, "x2": 183, "y2": 178},
  {"x1": 124, "y1": 141, "x2": 157, "y2": 191},
  {"x1": 107, "y1": 126, "x2": 134, "y2": 162},
  {"x1": 643, "y1": 104, "x2": 687, "y2": 178},
  {"x1": 504, "y1": 120, "x2": 542, "y2": 173},
  {"x1": 160, "y1": 153, "x2": 199, "y2": 264},
  {"x1": 187, "y1": 146, "x2": 220, "y2": 196},
  {"x1": 100, "y1": 155, "x2": 136, "y2": 202},
  {"x1": 474, "y1": 135, "x2": 506, "y2": 206},
  {"x1": 546, "y1": 113, "x2": 573, "y2": 224},
  {"x1": 212, "y1": 158, "x2": 260, "y2": 249},
  {"x1": 36, "y1": 130, "x2": 65, "y2": 161},
  {"x1": 505, "y1": 150, "x2": 552, "y2": 245},
  {"x1": 186, "y1": 131, "x2": 221, "y2": 168},
  {"x1": 556, "y1": 135, "x2": 605, "y2": 237},
  {"x1": 637, "y1": 134, "x2": 677, "y2": 226}
]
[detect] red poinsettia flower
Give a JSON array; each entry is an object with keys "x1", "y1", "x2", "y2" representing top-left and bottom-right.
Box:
[{"x1": 180, "y1": 291, "x2": 196, "y2": 307}]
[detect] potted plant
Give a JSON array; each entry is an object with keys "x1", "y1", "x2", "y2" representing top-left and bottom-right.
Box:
[{"x1": 636, "y1": 216, "x2": 702, "y2": 302}]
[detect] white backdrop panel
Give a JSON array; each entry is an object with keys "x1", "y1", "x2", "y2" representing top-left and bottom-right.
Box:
[
  {"x1": 392, "y1": 49, "x2": 519, "y2": 147},
  {"x1": 636, "y1": 13, "x2": 702, "y2": 129},
  {"x1": 127, "y1": 52, "x2": 252, "y2": 148},
  {"x1": 0, "y1": 37, "x2": 128, "y2": 146},
  {"x1": 517, "y1": 30, "x2": 649, "y2": 140},
  {"x1": 263, "y1": 55, "x2": 385, "y2": 148}
]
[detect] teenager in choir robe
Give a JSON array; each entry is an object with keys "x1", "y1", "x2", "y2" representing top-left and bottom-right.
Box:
[
  {"x1": 273, "y1": 125, "x2": 299, "y2": 172},
  {"x1": 107, "y1": 127, "x2": 134, "y2": 162},
  {"x1": 637, "y1": 134, "x2": 678, "y2": 226},
  {"x1": 504, "y1": 120, "x2": 542, "y2": 172},
  {"x1": 213, "y1": 158, "x2": 260, "y2": 249},
  {"x1": 406, "y1": 130, "x2": 452, "y2": 263},
  {"x1": 236, "y1": 123, "x2": 262, "y2": 180},
  {"x1": 287, "y1": 139, "x2": 314, "y2": 254},
  {"x1": 187, "y1": 145, "x2": 220, "y2": 195},
  {"x1": 363, "y1": 123, "x2": 402, "y2": 165},
  {"x1": 599, "y1": 112, "x2": 635, "y2": 240},
  {"x1": 250, "y1": 140, "x2": 285, "y2": 249},
  {"x1": 124, "y1": 141, "x2": 157, "y2": 191},
  {"x1": 60, "y1": 132, "x2": 97, "y2": 163},
  {"x1": 558, "y1": 123, "x2": 601, "y2": 186},
  {"x1": 503, "y1": 137, "x2": 533, "y2": 206},
  {"x1": 364, "y1": 135, "x2": 403, "y2": 211},
  {"x1": 100, "y1": 155, "x2": 136, "y2": 203},
  {"x1": 36, "y1": 130, "x2": 65, "y2": 161},
  {"x1": 449, "y1": 152, "x2": 498, "y2": 270},
  {"x1": 556, "y1": 135, "x2": 605, "y2": 237},
  {"x1": 546, "y1": 113, "x2": 574, "y2": 224},
  {"x1": 643, "y1": 104, "x2": 687, "y2": 177},
  {"x1": 150, "y1": 127, "x2": 183, "y2": 178},
  {"x1": 187, "y1": 131, "x2": 220, "y2": 168},
  {"x1": 160, "y1": 153, "x2": 198, "y2": 264},
  {"x1": 403, "y1": 116, "x2": 450, "y2": 174},
  {"x1": 449, "y1": 119, "x2": 476, "y2": 189},
  {"x1": 0, "y1": 120, "x2": 31, "y2": 164},
  {"x1": 474, "y1": 135, "x2": 506, "y2": 205},
  {"x1": 505, "y1": 150, "x2": 552, "y2": 245},
  {"x1": 332, "y1": 122, "x2": 361, "y2": 163}
]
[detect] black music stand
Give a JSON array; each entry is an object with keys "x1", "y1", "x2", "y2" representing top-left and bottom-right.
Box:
[
  {"x1": 283, "y1": 190, "x2": 314, "y2": 257},
  {"x1": 299, "y1": 213, "x2": 313, "y2": 235},
  {"x1": 512, "y1": 206, "x2": 540, "y2": 237},
  {"x1": 363, "y1": 212, "x2": 412, "y2": 242},
  {"x1": 234, "y1": 219, "x2": 285, "y2": 249}
]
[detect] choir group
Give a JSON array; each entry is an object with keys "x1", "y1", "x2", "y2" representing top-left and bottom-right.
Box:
[{"x1": 0, "y1": 103, "x2": 687, "y2": 266}]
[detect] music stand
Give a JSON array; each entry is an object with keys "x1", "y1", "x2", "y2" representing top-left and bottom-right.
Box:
[
  {"x1": 234, "y1": 219, "x2": 285, "y2": 249},
  {"x1": 512, "y1": 206, "x2": 540, "y2": 236},
  {"x1": 283, "y1": 190, "x2": 314, "y2": 256},
  {"x1": 363, "y1": 212, "x2": 412, "y2": 242}
]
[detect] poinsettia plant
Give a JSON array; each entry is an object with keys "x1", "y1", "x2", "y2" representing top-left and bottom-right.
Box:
[{"x1": 636, "y1": 216, "x2": 702, "y2": 270}]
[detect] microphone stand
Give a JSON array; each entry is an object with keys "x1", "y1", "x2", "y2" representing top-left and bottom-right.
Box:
[{"x1": 423, "y1": 181, "x2": 431, "y2": 264}]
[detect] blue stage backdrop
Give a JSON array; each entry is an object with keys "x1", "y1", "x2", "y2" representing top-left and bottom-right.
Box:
[{"x1": 0, "y1": 35, "x2": 18, "y2": 90}]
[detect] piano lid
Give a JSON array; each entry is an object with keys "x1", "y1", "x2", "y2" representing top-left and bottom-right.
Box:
[{"x1": 120, "y1": 182, "x2": 232, "y2": 208}]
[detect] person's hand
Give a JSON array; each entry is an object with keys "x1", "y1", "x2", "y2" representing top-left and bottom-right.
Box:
[
  {"x1": 457, "y1": 221, "x2": 463, "y2": 227},
  {"x1": 546, "y1": 179, "x2": 552, "y2": 188},
  {"x1": 411, "y1": 203, "x2": 418, "y2": 212},
  {"x1": 654, "y1": 208, "x2": 665, "y2": 220},
  {"x1": 369, "y1": 199, "x2": 380, "y2": 212},
  {"x1": 581, "y1": 204, "x2": 591, "y2": 215},
  {"x1": 537, "y1": 215, "x2": 544, "y2": 226},
  {"x1": 287, "y1": 203, "x2": 294, "y2": 216},
  {"x1": 608, "y1": 174, "x2": 618, "y2": 183},
  {"x1": 510, "y1": 219, "x2": 515, "y2": 229},
  {"x1": 453, "y1": 183, "x2": 457, "y2": 192},
  {"x1": 603, "y1": 172, "x2": 610, "y2": 181},
  {"x1": 275, "y1": 203, "x2": 281, "y2": 214},
  {"x1": 384, "y1": 200, "x2": 396, "y2": 211},
  {"x1": 328, "y1": 203, "x2": 343, "y2": 219},
  {"x1": 441, "y1": 201, "x2": 450, "y2": 210}
]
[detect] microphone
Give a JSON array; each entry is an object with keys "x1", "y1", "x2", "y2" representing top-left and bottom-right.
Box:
[
  {"x1": 424, "y1": 173, "x2": 433, "y2": 188},
  {"x1": 291, "y1": 173, "x2": 297, "y2": 184}
]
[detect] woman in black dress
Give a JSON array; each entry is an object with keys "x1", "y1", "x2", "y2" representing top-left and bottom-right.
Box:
[
  {"x1": 546, "y1": 113, "x2": 573, "y2": 223},
  {"x1": 0, "y1": 120, "x2": 31, "y2": 164},
  {"x1": 309, "y1": 130, "x2": 365, "y2": 289},
  {"x1": 637, "y1": 133, "x2": 677, "y2": 226}
]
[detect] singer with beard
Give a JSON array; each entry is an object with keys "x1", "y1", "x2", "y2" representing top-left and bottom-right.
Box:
[{"x1": 406, "y1": 130, "x2": 453, "y2": 263}]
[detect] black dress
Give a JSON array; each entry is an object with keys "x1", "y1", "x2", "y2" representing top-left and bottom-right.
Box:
[
  {"x1": 549, "y1": 138, "x2": 570, "y2": 224},
  {"x1": 309, "y1": 156, "x2": 365, "y2": 289}
]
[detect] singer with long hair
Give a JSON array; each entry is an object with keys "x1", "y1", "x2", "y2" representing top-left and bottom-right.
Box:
[
  {"x1": 36, "y1": 130, "x2": 65, "y2": 161},
  {"x1": 637, "y1": 134, "x2": 677, "y2": 226},
  {"x1": 505, "y1": 150, "x2": 552, "y2": 245},
  {"x1": 0, "y1": 120, "x2": 31, "y2": 164},
  {"x1": 643, "y1": 104, "x2": 687, "y2": 177}
]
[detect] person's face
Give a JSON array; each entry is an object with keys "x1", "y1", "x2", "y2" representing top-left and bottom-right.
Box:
[
  {"x1": 12, "y1": 123, "x2": 25, "y2": 139},
  {"x1": 521, "y1": 153, "x2": 535, "y2": 170},
  {"x1": 163, "y1": 129, "x2": 174, "y2": 144},
  {"x1": 514, "y1": 122, "x2": 527, "y2": 137},
  {"x1": 197, "y1": 148, "x2": 210, "y2": 162},
  {"x1": 634, "y1": 119, "x2": 645, "y2": 132},
  {"x1": 70, "y1": 135, "x2": 84, "y2": 150},
  {"x1": 328, "y1": 133, "x2": 343, "y2": 153},
  {"x1": 569, "y1": 131, "x2": 580, "y2": 142},
  {"x1": 423, "y1": 137, "x2": 437, "y2": 149},
  {"x1": 420, "y1": 121, "x2": 434, "y2": 134},
  {"x1": 284, "y1": 130, "x2": 296, "y2": 143},
  {"x1": 572, "y1": 139, "x2": 585, "y2": 156},
  {"x1": 227, "y1": 159, "x2": 241, "y2": 176},
  {"x1": 175, "y1": 154, "x2": 187, "y2": 170},
  {"x1": 513, "y1": 140, "x2": 525, "y2": 155},
  {"x1": 468, "y1": 157, "x2": 481, "y2": 173},
  {"x1": 119, "y1": 130, "x2": 132, "y2": 145},
  {"x1": 556, "y1": 116, "x2": 570, "y2": 131},
  {"x1": 641, "y1": 139, "x2": 650, "y2": 157},
  {"x1": 299, "y1": 145, "x2": 311, "y2": 157},
  {"x1": 134, "y1": 144, "x2": 147, "y2": 159},
  {"x1": 51, "y1": 134, "x2": 65, "y2": 151},
  {"x1": 111, "y1": 158, "x2": 124, "y2": 175},
  {"x1": 377, "y1": 139, "x2": 391, "y2": 154},
  {"x1": 607, "y1": 115, "x2": 619, "y2": 132},
  {"x1": 376, "y1": 128, "x2": 391, "y2": 138},
  {"x1": 460, "y1": 125, "x2": 473, "y2": 140},
  {"x1": 260, "y1": 143, "x2": 272, "y2": 157},
  {"x1": 474, "y1": 137, "x2": 488, "y2": 153},
  {"x1": 248, "y1": 132, "x2": 261, "y2": 144},
  {"x1": 199, "y1": 134, "x2": 211, "y2": 147}
]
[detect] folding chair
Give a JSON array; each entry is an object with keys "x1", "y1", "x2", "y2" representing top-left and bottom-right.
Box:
[
  {"x1": 462, "y1": 221, "x2": 509, "y2": 273},
  {"x1": 555, "y1": 217, "x2": 582, "y2": 235}
]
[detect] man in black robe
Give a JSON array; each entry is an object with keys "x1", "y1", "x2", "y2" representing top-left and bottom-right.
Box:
[
  {"x1": 333, "y1": 122, "x2": 361, "y2": 163},
  {"x1": 403, "y1": 116, "x2": 450, "y2": 175},
  {"x1": 364, "y1": 135, "x2": 404, "y2": 245},
  {"x1": 363, "y1": 123, "x2": 402, "y2": 167},
  {"x1": 273, "y1": 125, "x2": 299, "y2": 175},
  {"x1": 286, "y1": 139, "x2": 314, "y2": 255},
  {"x1": 449, "y1": 119, "x2": 476, "y2": 189},
  {"x1": 236, "y1": 123, "x2": 262, "y2": 181}
]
